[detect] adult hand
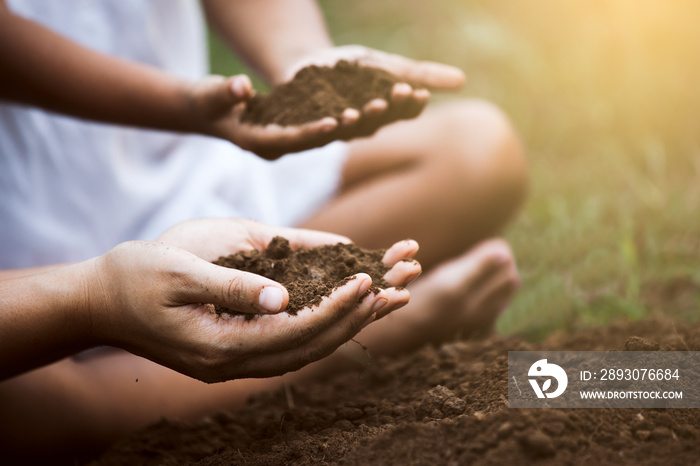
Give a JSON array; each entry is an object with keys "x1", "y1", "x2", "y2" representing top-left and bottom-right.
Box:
[
  {"x1": 87, "y1": 219, "x2": 419, "y2": 383},
  {"x1": 157, "y1": 218, "x2": 420, "y2": 319},
  {"x1": 280, "y1": 45, "x2": 466, "y2": 138}
]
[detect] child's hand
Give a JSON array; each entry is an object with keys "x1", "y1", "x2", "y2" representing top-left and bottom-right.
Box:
[
  {"x1": 188, "y1": 74, "x2": 342, "y2": 160},
  {"x1": 279, "y1": 45, "x2": 466, "y2": 138},
  {"x1": 188, "y1": 46, "x2": 465, "y2": 159}
]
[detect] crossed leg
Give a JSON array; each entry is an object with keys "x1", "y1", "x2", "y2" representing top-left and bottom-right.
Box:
[{"x1": 302, "y1": 98, "x2": 527, "y2": 357}]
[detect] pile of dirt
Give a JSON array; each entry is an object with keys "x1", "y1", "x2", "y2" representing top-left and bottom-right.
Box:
[
  {"x1": 213, "y1": 236, "x2": 390, "y2": 315},
  {"x1": 95, "y1": 319, "x2": 700, "y2": 465},
  {"x1": 241, "y1": 60, "x2": 406, "y2": 126}
]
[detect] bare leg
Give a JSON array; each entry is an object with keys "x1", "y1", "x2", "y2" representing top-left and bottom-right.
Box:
[
  {"x1": 0, "y1": 351, "x2": 290, "y2": 455},
  {"x1": 300, "y1": 99, "x2": 527, "y2": 359},
  {"x1": 302, "y1": 99, "x2": 528, "y2": 270}
]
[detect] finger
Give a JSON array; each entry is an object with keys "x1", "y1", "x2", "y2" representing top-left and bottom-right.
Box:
[
  {"x1": 354, "y1": 48, "x2": 465, "y2": 90},
  {"x1": 349, "y1": 98, "x2": 388, "y2": 139},
  {"x1": 378, "y1": 287, "x2": 411, "y2": 318},
  {"x1": 238, "y1": 117, "x2": 338, "y2": 159},
  {"x1": 259, "y1": 226, "x2": 352, "y2": 250},
  {"x1": 402, "y1": 88, "x2": 430, "y2": 120},
  {"x1": 385, "y1": 82, "x2": 431, "y2": 125},
  {"x1": 383, "y1": 259, "x2": 421, "y2": 288},
  {"x1": 184, "y1": 260, "x2": 289, "y2": 314},
  {"x1": 230, "y1": 284, "x2": 384, "y2": 378},
  {"x1": 232, "y1": 274, "x2": 373, "y2": 353},
  {"x1": 387, "y1": 58, "x2": 466, "y2": 90},
  {"x1": 197, "y1": 75, "x2": 254, "y2": 120},
  {"x1": 228, "y1": 74, "x2": 254, "y2": 102},
  {"x1": 340, "y1": 108, "x2": 361, "y2": 126},
  {"x1": 334, "y1": 108, "x2": 362, "y2": 140},
  {"x1": 272, "y1": 117, "x2": 339, "y2": 146},
  {"x1": 359, "y1": 288, "x2": 388, "y2": 327},
  {"x1": 382, "y1": 239, "x2": 420, "y2": 265},
  {"x1": 157, "y1": 218, "x2": 252, "y2": 261},
  {"x1": 376, "y1": 83, "x2": 415, "y2": 125},
  {"x1": 363, "y1": 98, "x2": 389, "y2": 118},
  {"x1": 391, "y1": 82, "x2": 413, "y2": 103}
]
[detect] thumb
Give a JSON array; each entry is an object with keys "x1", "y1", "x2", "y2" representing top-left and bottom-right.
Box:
[
  {"x1": 226, "y1": 74, "x2": 254, "y2": 103},
  {"x1": 386, "y1": 56, "x2": 466, "y2": 90},
  {"x1": 184, "y1": 261, "x2": 289, "y2": 314}
]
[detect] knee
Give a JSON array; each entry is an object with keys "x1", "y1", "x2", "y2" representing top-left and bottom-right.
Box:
[{"x1": 435, "y1": 99, "x2": 529, "y2": 216}]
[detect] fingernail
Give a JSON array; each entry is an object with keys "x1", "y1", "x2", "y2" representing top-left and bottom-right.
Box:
[
  {"x1": 341, "y1": 108, "x2": 360, "y2": 125},
  {"x1": 231, "y1": 78, "x2": 246, "y2": 99},
  {"x1": 259, "y1": 286, "x2": 284, "y2": 313},
  {"x1": 320, "y1": 118, "x2": 337, "y2": 132},
  {"x1": 360, "y1": 313, "x2": 376, "y2": 329},
  {"x1": 372, "y1": 298, "x2": 389, "y2": 314},
  {"x1": 356, "y1": 276, "x2": 372, "y2": 299},
  {"x1": 394, "y1": 83, "x2": 412, "y2": 95}
]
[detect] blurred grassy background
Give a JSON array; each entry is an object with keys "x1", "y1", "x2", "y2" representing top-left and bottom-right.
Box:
[{"x1": 210, "y1": 0, "x2": 700, "y2": 340}]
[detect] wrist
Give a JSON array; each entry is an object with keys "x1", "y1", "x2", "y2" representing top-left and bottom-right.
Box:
[
  {"x1": 59, "y1": 258, "x2": 108, "y2": 348},
  {"x1": 79, "y1": 254, "x2": 119, "y2": 347},
  {"x1": 170, "y1": 78, "x2": 204, "y2": 135}
]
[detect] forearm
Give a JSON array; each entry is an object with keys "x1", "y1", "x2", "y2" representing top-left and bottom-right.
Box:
[
  {"x1": 202, "y1": 0, "x2": 333, "y2": 85},
  {"x1": 0, "y1": 260, "x2": 96, "y2": 380},
  {"x1": 0, "y1": 8, "x2": 193, "y2": 132},
  {"x1": 0, "y1": 263, "x2": 68, "y2": 281}
]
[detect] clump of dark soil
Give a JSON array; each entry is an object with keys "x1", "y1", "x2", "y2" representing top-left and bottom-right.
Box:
[
  {"x1": 241, "y1": 60, "x2": 406, "y2": 126},
  {"x1": 94, "y1": 318, "x2": 700, "y2": 466},
  {"x1": 213, "y1": 236, "x2": 390, "y2": 315}
]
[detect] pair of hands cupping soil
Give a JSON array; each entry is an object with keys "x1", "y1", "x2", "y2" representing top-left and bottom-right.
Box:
[
  {"x1": 91, "y1": 218, "x2": 420, "y2": 383},
  {"x1": 189, "y1": 45, "x2": 465, "y2": 158}
]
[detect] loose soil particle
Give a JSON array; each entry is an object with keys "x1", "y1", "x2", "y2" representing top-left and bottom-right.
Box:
[
  {"x1": 213, "y1": 236, "x2": 390, "y2": 315},
  {"x1": 241, "y1": 60, "x2": 406, "y2": 126},
  {"x1": 94, "y1": 318, "x2": 700, "y2": 466}
]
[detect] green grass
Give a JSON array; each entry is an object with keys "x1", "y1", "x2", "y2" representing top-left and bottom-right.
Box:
[{"x1": 210, "y1": 0, "x2": 700, "y2": 341}]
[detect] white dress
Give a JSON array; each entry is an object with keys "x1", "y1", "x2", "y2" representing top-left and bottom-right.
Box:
[{"x1": 0, "y1": 0, "x2": 348, "y2": 268}]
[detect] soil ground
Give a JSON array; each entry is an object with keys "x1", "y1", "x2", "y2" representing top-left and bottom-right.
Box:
[{"x1": 94, "y1": 318, "x2": 700, "y2": 465}]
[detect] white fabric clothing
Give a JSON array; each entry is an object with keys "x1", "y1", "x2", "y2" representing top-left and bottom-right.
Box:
[{"x1": 0, "y1": 0, "x2": 348, "y2": 268}]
